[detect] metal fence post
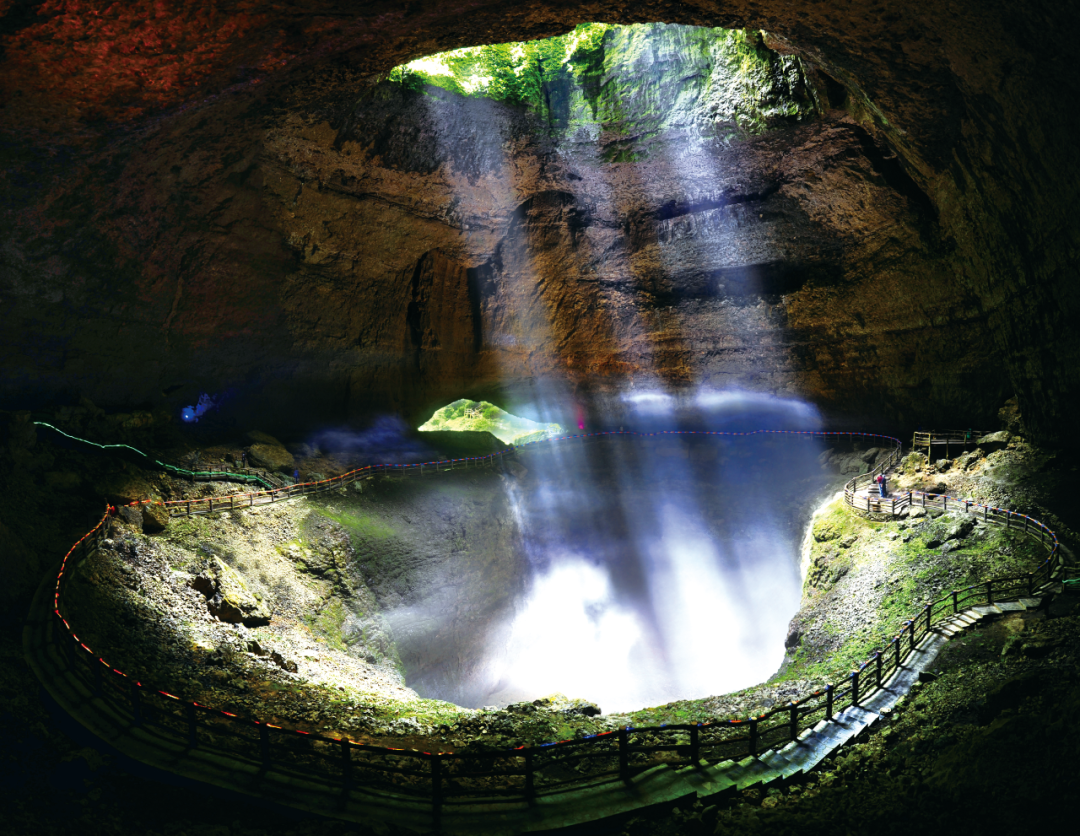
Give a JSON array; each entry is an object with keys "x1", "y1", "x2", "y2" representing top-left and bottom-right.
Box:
[
  {"x1": 925, "y1": 603, "x2": 932, "y2": 634},
  {"x1": 851, "y1": 671, "x2": 860, "y2": 708},
  {"x1": 986, "y1": 580, "x2": 994, "y2": 605},
  {"x1": 618, "y1": 727, "x2": 630, "y2": 780},
  {"x1": 952, "y1": 590, "x2": 958, "y2": 613},
  {"x1": 259, "y1": 723, "x2": 270, "y2": 765},
  {"x1": 431, "y1": 755, "x2": 442, "y2": 830},
  {"x1": 876, "y1": 651, "x2": 883, "y2": 689},
  {"x1": 789, "y1": 704, "x2": 799, "y2": 742},
  {"x1": 909, "y1": 619, "x2": 917, "y2": 653},
  {"x1": 749, "y1": 719, "x2": 759, "y2": 757},
  {"x1": 524, "y1": 749, "x2": 535, "y2": 801},
  {"x1": 690, "y1": 724, "x2": 701, "y2": 764},
  {"x1": 825, "y1": 684, "x2": 834, "y2": 721},
  {"x1": 186, "y1": 702, "x2": 198, "y2": 748},
  {"x1": 130, "y1": 682, "x2": 142, "y2": 726},
  {"x1": 341, "y1": 739, "x2": 351, "y2": 791}
]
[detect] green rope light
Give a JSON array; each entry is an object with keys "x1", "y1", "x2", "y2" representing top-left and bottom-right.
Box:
[{"x1": 33, "y1": 421, "x2": 276, "y2": 490}]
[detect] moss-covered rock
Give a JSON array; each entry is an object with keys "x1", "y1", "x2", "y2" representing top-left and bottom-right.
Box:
[{"x1": 193, "y1": 556, "x2": 271, "y2": 626}]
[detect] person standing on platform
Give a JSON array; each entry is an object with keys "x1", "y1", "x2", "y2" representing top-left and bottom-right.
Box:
[{"x1": 875, "y1": 472, "x2": 887, "y2": 497}]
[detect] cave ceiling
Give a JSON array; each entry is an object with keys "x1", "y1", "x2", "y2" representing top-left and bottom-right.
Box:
[{"x1": 1, "y1": 1, "x2": 1078, "y2": 444}]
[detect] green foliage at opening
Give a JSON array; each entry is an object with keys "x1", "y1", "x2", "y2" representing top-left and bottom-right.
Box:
[
  {"x1": 419, "y1": 399, "x2": 562, "y2": 445},
  {"x1": 389, "y1": 23, "x2": 611, "y2": 113},
  {"x1": 385, "y1": 22, "x2": 818, "y2": 145}
]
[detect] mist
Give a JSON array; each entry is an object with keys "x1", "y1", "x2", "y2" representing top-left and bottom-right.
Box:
[{"x1": 475, "y1": 390, "x2": 833, "y2": 712}]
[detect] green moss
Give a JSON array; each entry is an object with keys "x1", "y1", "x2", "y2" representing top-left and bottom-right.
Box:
[
  {"x1": 782, "y1": 506, "x2": 1052, "y2": 686},
  {"x1": 314, "y1": 507, "x2": 396, "y2": 541},
  {"x1": 163, "y1": 515, "x2": 210, "y2": 545},
  {"x1": 305, "y1": 600, "x2": 348, "y2": 653}
]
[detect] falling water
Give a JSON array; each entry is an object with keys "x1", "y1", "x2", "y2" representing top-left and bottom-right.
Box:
[{"x1": 483, "y1": 389, "x2": 831, "y2": 712}]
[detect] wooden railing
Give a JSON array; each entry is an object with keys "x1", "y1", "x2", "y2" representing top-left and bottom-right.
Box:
[
  {"x1": 158, "y1": 453, "x2": 511, "y2": 518},
  {"x1": 911, "y1": 429, "x2": 984, "y2": 459},
  {"x1": 46, "y1": 429, "x2": 1069, "y2": 826}
]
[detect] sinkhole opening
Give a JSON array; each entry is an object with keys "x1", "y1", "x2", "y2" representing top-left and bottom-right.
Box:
[{"x1": 381, "y1": 20, "x2": 821, "y2": 153}]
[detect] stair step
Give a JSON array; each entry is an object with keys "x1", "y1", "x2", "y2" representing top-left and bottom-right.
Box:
[
  {"x1": 835, "y1": 706, "x2": 879, "y2": 741},
  {"x1": 758, "y1": 749, "x2": 793, "y2": 783},
  {"x1": 732, "y1": 758, "x2": 782, "y2": 790},
  {"x1": 1018, "y1": 597, "x2": 1042, "y2": 609}
]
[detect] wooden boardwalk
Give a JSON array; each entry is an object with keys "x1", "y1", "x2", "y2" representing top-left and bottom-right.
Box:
[{"x1": 23, "y1": 428, "x2": 1073, "y2": 833}]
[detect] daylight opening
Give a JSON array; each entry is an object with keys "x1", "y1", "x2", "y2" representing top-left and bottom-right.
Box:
[{"x1": 419, "y1": 399, "x2": 563, "y2": 445}]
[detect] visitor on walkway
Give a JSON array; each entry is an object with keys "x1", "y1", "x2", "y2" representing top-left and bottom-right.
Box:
[
  {"x1": 294, "y1": 468, "x2": 300, "y2": 484},
  {"x1": 876, "y1": 472, "x2": 887, "y2": 497}
]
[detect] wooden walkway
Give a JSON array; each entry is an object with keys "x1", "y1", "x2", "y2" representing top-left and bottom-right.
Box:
[{"x1": 23, "y1": 428, "x2": 1072, "y2": 833}]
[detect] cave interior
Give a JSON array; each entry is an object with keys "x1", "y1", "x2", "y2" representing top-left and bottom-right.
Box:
[{"x1": 2, "y1": 1, "x2": 1080, "y2": 833}]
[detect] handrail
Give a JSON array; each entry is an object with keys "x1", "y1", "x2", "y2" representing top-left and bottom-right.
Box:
[
  {"x1": 43, "y1": 428, "x2": 1067, "y2": 823},
  {"x1": 33, "y1": 421, "x2": 280, "y2": 490},
  {"x1": 910, "y1": 428, "x2": 984, "y2": 458}
]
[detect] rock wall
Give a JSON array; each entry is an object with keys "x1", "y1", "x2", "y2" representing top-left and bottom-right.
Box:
[{"x1": 2, "y1": 3, "x2": 1077, "y2": 443}]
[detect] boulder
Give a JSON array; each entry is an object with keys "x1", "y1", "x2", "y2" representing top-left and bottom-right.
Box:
[
  {"x1": 118, "y1": 505, "x2": 142, "y2": 528},
  {"x1": 976, "y1": 431, "x2": 1012, "y2": 452},
  {"x1": 141, "y1": 502, "x2": 170, "y2": 533},
  {"x1": 998, "y1": 398, "x2": 1023, "y2": 435},
  {"x1": 946, "y1": 518, "x2": 976, "y2": 541},
  {"x1": 560, "y1": 699, "x2": 602, "y2": 717},
  {"x1": 192, "y1": 557, "x2": 270, "y2": 626},
  {"x1": 97, "y1": 471, "x2": 155, "y2": 505},
  {"x1": 901, "y1": 452, "x2": 926, "y2": 474},
  {"x1": 247, "y1": 430, "x2": 284, "y2": 446},
  {"x1": 246, "y1": 442, "x2": 294, "y2": 473},
  {"x1": 957, "y1": 448, "x2": 986, "y2": 470}
]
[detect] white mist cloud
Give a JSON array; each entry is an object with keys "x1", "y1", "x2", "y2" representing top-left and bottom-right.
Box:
[{"x1": 495, "y1": 558, "x2": 654, "y2": 711}]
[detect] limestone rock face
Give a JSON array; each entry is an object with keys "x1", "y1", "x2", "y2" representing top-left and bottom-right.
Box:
[{"x1": 1, "y1": 3, "x2": 1078, "y2": 445}]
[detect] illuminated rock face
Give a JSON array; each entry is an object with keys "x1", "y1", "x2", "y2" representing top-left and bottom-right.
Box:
[{"x1": 1, "y1": 2, "x2": 1077, "y2": 444}]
